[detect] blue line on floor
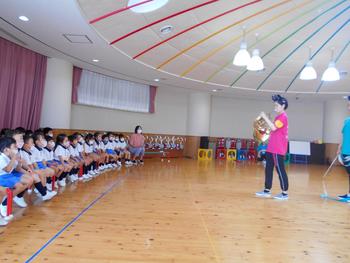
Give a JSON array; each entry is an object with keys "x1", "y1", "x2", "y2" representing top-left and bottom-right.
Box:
[{"x1": 25, "y1": 176, "x2": 126, "y2": 262}]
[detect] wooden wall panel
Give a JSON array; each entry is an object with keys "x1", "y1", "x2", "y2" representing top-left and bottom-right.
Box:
[
  {"x1": 183, "y1": 136, "x2": 200, "y2": 159},
  {"x1": 52, "y1": 128, "x2": 192, "y2": 159}
]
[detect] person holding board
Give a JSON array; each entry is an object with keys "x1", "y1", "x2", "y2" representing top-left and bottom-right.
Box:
[{"x1": 256, "y1": 95, "x2": 289, "y2": 200}]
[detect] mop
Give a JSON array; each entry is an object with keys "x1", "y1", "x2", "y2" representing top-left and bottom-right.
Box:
[{"x1": 320, "y1": 155, "x2": 348, "y2": 202}]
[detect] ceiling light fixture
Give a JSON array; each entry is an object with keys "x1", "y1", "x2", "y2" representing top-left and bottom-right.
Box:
[
  {"x1": 18, "y1": 16, "x2": 29, "y2": 22},
  {"x1": 128, "y1": 0, "x2": 168, "y2": 13},
  {"x1": 247, "y1": 33, "x2": 264, "y2": 71},
  {"x1": 322, "y1": 61, "x2": 340, "y2": 81},
  {"x1": 299, "y1": 46, "x2": 317, "y2": 80},
  {"x1": 322, "y1": 48, "x2": 340, "y2": 81},
  {"x1": 233, "y1": 27, "x2": 251, "y2": 67}
]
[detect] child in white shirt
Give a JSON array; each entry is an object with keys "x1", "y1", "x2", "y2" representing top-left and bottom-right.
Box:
[
  {"x1": 0, "y1": 137, "x2": 33, "y2": 221},
  {"x1": 54, "y1": 134, "x2": 74, "y2": 187}
]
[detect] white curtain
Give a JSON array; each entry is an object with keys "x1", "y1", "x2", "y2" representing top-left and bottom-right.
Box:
[{"x1": 77, "y1": 70, "x2": 150, "y2": 113}]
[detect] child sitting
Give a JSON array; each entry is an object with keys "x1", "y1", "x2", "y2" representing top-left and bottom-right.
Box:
[
  {"x1": 31, "y1": 132, "x2": 57, "y2": 191},
  {"x1": 43, "y1": 136, "x2": 63, "y2": 190},
  {"x1": 83, "y1": 134, "x2": 100, "y2": 176},
  {"x1": 105, "y1": 133, "x2": 119, "y2": 168},
  {"x1": 43, "y1": 127, "x2": 54, "y2": 138},
  {"x1": 20, "y1": 135, "x2": 57, "y2": 201},
  {"x1": 75, "y1": 133, "x2": 92, "y2": 179},
  {"x1": 68, "y1": 134, "x2": 84, "y2": 182},
  {"x1": 0, "y1": 137, "x2": 33, "y2": 221},
  {"x1": 8, "y1": 128, "x2": 55, "y2": 202},
  {"x1": 117, "y1": 134, "x2": 132, "y2": 166},
  {"x1": 54, "y1": 134, "x2": 74, "y2": 187},
  {"x1": 94, "y1": 132, "x2": 108, "y2": 171}
]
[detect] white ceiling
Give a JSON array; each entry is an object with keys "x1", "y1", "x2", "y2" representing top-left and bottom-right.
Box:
[{"x1": 0, "y1": 0, "x2": 349, "y2": 101}]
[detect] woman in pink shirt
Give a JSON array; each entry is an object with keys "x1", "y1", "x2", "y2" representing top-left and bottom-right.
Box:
[
  {"x1": 128, "y1": 125, "x2": 145, "y2": 165},
  {"x1": 256, "y1": 95, "x2": 289, "y2": 200}
]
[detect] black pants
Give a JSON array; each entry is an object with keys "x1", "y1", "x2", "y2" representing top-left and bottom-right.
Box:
[
  {"x1": 341, "y1": 154, "x2": 350, "y2": 192},
  {"x1": 265, "y1": 152, "x2": 289, "y2": 192}
]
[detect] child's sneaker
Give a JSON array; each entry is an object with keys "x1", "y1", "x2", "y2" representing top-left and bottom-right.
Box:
[
  {"x1": 273, "y1": 193, "x2": 289, "y2": 200},
  {"x1": 46, "y1": 183, "x2": 53, "y2": 191},
  {"x1": 13, "y1": 196, "x2": 27, "y2": 208},
  {"x1": 42, "y1": 191, "x2": 57, "y2": 201},
  {"x1": 58, "y1": 179, "x2": 66, "y2": 187},
  {"x1": 337, "y1": 194, "x2": 350, "y2": 201},
  {"x1": 0, "y1": 203, "x2": 13, "y2": 220},
  {"x1": 34, "y1": 188, "x2": 40, "y2": 195},
  {"x1": 89, "y1": 170, "x2": 96, "y2": 176},
  {"x1": 255, "y1": 190, "x2": 271, "y2": 198},
  {"x1": 68, "y1": 175, "x2": 75, "y2": 183}
]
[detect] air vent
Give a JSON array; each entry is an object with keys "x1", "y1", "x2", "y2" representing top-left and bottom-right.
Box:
[
  {"x1": 160, "y1": 25, "x2": 173, "y2": 35},
  {"x1": 63, "y1": 34, "x2": 92, "y2": 44}
]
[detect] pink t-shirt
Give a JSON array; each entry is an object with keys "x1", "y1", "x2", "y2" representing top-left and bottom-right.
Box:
[
  {"x1": 129, "y1": 134, "x2": 145, "y2": 148},
  {"x1": 266, "y1": 112, "x2": 288, "y2": 155}
]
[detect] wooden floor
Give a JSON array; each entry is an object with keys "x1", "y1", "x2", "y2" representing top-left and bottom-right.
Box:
[{"x1": 0, "y1": 159, "x2": 349, "y2": 262}]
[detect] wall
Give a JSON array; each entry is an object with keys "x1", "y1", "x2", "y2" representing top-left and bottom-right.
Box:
[
  {"x1": 323, "y1": 100, "x2": 348, "y2": 144},
  {"x1": 70, "y1": 87, "x2": 189, "y2": 135},
  {"x1": 71, "y1": 93, "x2": 325, "y2": 142},
  {"x1": 210, "y1": 96, "x2": 324, "y2": 141},
  {"x1": 187, "y1": 93, "x2": 211, "y2": 136},
  {"x1": 38, "y1": 58, "x2": 338, "y2": 144},
  {"x1": 40, "y1": 58, "x2": 73, "y2": 128}
]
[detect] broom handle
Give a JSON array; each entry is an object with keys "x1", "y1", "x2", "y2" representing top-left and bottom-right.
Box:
[{"x1": 323, "y1": 155, "x2": 338, "y2": 178}]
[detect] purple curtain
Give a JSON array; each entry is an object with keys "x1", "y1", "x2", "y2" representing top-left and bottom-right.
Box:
[
  {"x1": 0, "y1": 37, "x2": 47, "y2": 130},
  {"x1": 72, "y1": 66, "x2": 82, "y2": 104},
  {"x1": 149, "y1": 86, "x2": 157, "y2": 113}
]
